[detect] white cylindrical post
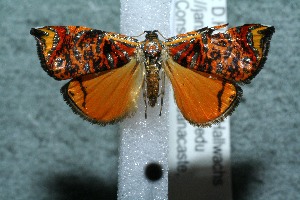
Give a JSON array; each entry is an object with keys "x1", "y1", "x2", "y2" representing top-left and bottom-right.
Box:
[{"x1": 118, "y1": 1, "x2": 171, "y2": 199}]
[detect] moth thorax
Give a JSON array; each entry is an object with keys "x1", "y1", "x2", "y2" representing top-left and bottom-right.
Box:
[
  {"x1": 143, "y1": 40, "x2": 162, "y2": 59},
  {"x1": 145, "y1": 64, "x2": 160, "y2": 107}
]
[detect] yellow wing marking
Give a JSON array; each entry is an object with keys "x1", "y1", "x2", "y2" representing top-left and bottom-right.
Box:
[{"x1": 251, "y1": 26, "x2": 268, "y2": 57}]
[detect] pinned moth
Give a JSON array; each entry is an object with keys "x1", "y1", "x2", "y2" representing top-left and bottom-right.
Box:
[{"x1": 30, "y1": 24, "x2": 274, "y2": 126}]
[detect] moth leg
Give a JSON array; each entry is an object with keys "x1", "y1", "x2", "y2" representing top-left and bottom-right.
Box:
[
  {"x1": 159, "y1": 69, "x2": 165, "y2": 116},
  {"x1": 143, "y1": 76, "x2": 148, "y2": 119}
]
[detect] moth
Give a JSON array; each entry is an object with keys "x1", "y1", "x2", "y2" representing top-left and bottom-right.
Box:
[{"x1": 30, "y1": 24, "x2": 274, "y2": 126}]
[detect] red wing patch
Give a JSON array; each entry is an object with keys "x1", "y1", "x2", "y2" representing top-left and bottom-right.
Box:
[
  {"x1": 165, "y1": 24, "x2": 275, "y2": 83},
  {"x1": 30, "y1": 26, "x2": 139, "y2": 80}
]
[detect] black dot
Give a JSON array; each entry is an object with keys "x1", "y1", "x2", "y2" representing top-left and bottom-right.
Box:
[{"x1": 144, "y1": 163, "x2": 163, "y2": 181}]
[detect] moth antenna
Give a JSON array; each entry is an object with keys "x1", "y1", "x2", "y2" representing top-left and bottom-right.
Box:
[
  {"x1": 156, "y1": 30, "x2": 167, "y2": 39},
  {"x1": 131, "y1": 31, "x2": 147, "y2": 38}
]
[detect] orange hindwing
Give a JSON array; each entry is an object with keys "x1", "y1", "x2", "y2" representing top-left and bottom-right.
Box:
[{"x1": 31, "y1": 24, "x2": 275, "y2": 126}]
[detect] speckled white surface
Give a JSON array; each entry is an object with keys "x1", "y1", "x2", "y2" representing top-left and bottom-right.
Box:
[{"x1": 118, "y1": 0, "x2": 171, "y2": 199}]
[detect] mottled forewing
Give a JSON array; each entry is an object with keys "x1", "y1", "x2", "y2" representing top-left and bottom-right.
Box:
[
  {"x1": 165, "y1": 24, "x2": 275, "y2": 83},
  {"x1": 31, "y1": 26, "x2": 139, "y2": 80}
]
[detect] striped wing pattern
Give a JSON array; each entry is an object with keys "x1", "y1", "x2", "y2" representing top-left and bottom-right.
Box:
[
  {"x1": 31, "y1": 24, "x2": 275, "y2": 126},
  {"x1": 31, "y1": 26, "x2": 139, "y2": 80},
  {"x1": 165, "y1": 24, "x2": 275, "y2": 83}
]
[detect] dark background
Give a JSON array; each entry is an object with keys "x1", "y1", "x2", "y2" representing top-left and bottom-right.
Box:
[{"x1": 0, "y1": 0, "x2": 299, "y2": 199}]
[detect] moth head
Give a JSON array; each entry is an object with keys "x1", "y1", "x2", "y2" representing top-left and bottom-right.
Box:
[{"x1": 144, "y1": 30, "x2": 159, "y2": 40}]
